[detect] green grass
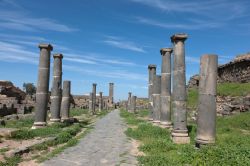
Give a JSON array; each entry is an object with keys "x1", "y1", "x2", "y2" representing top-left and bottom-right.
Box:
[
  {"x1": 217, "y1": 82, "x2": 250, "y2": 96},
  {"x1": 0, "y1": 118, "x2": 34, "y2": 128},
  {"x1": 70, "y1": 108, "x2": 88, "y2": 116},
  {"x1": 187, "y1": 82, "x2": 250, "y2": 109},
  {"x1": 0, "y1": 155, "x2": 21, "y2": 166},
  {"x1": 121, "y1": 110, "x2": 250, "y2": 166}
]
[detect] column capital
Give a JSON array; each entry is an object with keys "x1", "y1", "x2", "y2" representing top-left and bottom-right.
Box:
[
  {"x1": 38, "y1": 43, "x2": 53, "y2": 51},
  {"x1": 148, "y1": 64, "x2": 156, "y2": 69},
  {"x1": 53, "y1": 53, "x2": 63, "y2": 59},
  {"x1": 93, "y1": 83, "x2": 97, "y2": 86},
  {"x1": 171, "y1": 33, "x2": 188, "y2": 43},
  {"x1": 160, "y1": 48, "x2": 173, "y2": 55},
  {"x1": 109, "y1": 82, "x2": 114, "y2": 85}
]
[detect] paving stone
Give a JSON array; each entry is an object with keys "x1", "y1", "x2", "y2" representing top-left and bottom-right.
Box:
[{"x1": 42, "y1": 109, "x2": 138, "y2": 166}]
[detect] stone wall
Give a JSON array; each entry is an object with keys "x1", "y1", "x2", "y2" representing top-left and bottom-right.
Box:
[
  {"x1": 187, "y1": 53, "x2": 250, "y2": 89},
  {"x1": 73, "y1": 95, "x2": 110, "y2": 109}
]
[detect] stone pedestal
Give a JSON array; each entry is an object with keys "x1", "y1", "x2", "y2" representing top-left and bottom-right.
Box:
[
  {"x1": 60, "y1": 81, "x2": 71, "y2": 121},
  {"x1": 33, "y1": 44, "x2": 53, "y2": 129},
  {"x1": 160, "y1": 48, "x2": 172, "y2": 127},
  {"x1": 196, "y1": 54, "x2": 218, "y2": 146},
  {"x1": 50, "y1": 53, "x2": 63, "y2": 123},
  {"x1": 148, "y1": 65, "x2": 156, "y2": 121},
  {"x1": 92, "y1": 83, "x2": 97, "y2": 114},
  {"x1": 152, "y1": 75, "x2": 161, "y2": 123},
  {"x1": 171, "y1": 34, "x2": 190, "y2": 144},
  {"x1": 99, "y1": 92, "x2": 103, "y2": 111}
]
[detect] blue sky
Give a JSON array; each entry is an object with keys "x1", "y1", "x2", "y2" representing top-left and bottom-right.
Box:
[{"x1": 0, "y1": 0, "x2": 250, "y2": 100}]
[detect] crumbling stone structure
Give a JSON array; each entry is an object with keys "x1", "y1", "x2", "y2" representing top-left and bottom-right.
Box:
[
  {"x1": 61, "y1": 80, "x2": 71, "y2": 121},
  {"x1": 148, "y1": 65, "x2": 156, "y2": 121}
]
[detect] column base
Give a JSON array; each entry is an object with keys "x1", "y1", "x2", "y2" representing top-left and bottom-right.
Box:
[
  {"x1": 195, "y1": 138, "x2": 215, "y2": 147},
  {"x1": 61, "y1": 117, "x2": 70, "y2": 122},
  {"x1": 31, "y1": 122, "x2": 46, "y2": 129},
  {"x1": 50, "y1": 118, "x2": 61, "y2": 123},
  {"x1": 148, "y1": 118, "x2": 153, "y2": 121},
  {"x1": 171, "y1": 131, "x2": 190, "y2": 144},
  {"x1": 160, "y1": 121, "x2": 172, "y2": 128},
  {"x1": 153, "y1": 120, "x2": 161, "y2": 123}
]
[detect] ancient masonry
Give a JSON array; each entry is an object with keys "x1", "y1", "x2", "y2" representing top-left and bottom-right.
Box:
[{"x1": 188, "y1": 53, "x2": 250, "y2": 89}]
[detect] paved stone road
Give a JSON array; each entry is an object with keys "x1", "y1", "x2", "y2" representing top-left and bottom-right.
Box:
[{"x1": 42, "y1": 109, "x2": 138, "y2": 166}]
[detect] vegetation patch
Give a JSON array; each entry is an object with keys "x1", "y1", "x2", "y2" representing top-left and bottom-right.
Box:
[{"x1": 121, "y1": 110, "x2": 250, "y2": 165}]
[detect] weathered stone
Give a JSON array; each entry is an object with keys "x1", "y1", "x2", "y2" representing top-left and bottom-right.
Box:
[
  {"x1": 196, "y1": 55, "x2": 218, "y2": 146},
  {"x1": 50, "y1": 53, "x2": 63, "y2": 122},
  {"x1": 160, "y1": 48, "x2": 172, "y2": 127},
  {"x1": 171, "y1": 34, "x2": 190, "y2": 144},
  {"x1": 109, "y1": 83, "x2": 114, "y2": 107},
  {"x1": 127, "y1": 92, "x2": 132, "y2": 112},
  {"x1": 33, "y1": 43, "x2": 53, "y2": 128},
  {"x1": 61, "y1": 81, "x2": 71, "y2": 121},
  {"x1": 92, "y1": 83, "x2": 97, "y2": 114},
  {"x1": 0, "y1": 128, "x2": 19, "y2": 137},
  {"x1": 148, "y1": 65, "x2": 156, "y2": 121},
  {"x1": 89, "y1": 92, "x2": 93, "y2": 112},
  {"x1": 99, "y1": 92, "x2": 103, "y2": 111},
  {"x1": 152, "y1": 75, "x2": 161, "y2": 123},
  {"x1": 131, "y1": 96, "x2": 137, "y2": 113}
]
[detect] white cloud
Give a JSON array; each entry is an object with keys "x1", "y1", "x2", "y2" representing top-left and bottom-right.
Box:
[{"x1": 102, "y1": 36, "x2": 146, "y2": 53}]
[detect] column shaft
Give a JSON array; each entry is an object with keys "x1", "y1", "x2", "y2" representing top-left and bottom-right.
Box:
[
  {"x1": 196, "y1": 54, "x2": 218, "y2": 146},
  {"x1": 148, "y1": 65, "x2": 156, "y2": 120},
  {"x1": 99, "y1": 92, "x2": 103, "y2": 111},
  {"x1": 92, "y1": 84, "x2": 97, "y2": 114},
  {"x1": 60, "y1": 80, "x2": 71, "y2": 121},
  {"x1": 131, "y1": 96, "x2": 137, "y2": 113},
  {"x1": 127, "y1": 92, "x2": 132, "y2": 112},
  {"x1": 50, "y1": 54, "x2": 63, "y2": 122},
  {"x1": 152, "y1": 75, "x2": 161, "y2": 123},
  {"x1": 160, "y1": 49, "x2": 172, "y2": 126},
  {"x1": 33, "y1": 44, "x2": 53, "y2": 128}
]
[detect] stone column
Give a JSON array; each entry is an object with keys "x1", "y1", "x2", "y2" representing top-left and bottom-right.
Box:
[
  {"x1": 33, "y1": 43, "x2": 53, "y2": 129},
  {"x1": 50, "y1": 53, "x2": 63, "y2": 122},
  {"x1": 131, "y1": 96, "x2": 137, "y2": 113},
  {"x1": 160, "y1": 48, "x2": 173, "y2": 127},
  {"x1": 148, "y1": 65, "x2": 156, "y2": 121},
  {"x1": 196, "y1": 54, "x2": 218, "y2": 147},
  {"x1": 99, "y1": 92, "x2": 103, "y2": 111},
  {"x1": 127, "y1": 92, "x2": 132, "y2": 112},
  {"x1": 171, "y1": 33, "x2": 190, "y2": 144},
  {"x1": 60, "y1": 80, "x2": 71, "y2": 121},
  {"x1": 152, "y1": 75, "x2": 161, "y2": 123},
  {"x1": 89, "y1": 92, "x2": 93, "y2": 112},
  {"x1": 92, "y1": 83, "x2": 97, "y2": 114},
  {"x1": 109, "y1": 83, "x2": 114, "y2": 106}
]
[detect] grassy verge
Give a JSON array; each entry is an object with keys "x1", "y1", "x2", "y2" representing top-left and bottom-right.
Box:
[{"x1": 121, "y1": 109, "x2": 250, "y2": 166}]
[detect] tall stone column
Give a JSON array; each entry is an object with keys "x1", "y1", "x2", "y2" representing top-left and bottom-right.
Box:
[
  {"x1": 171, "y1": 33, "x2": 190, "y2": 144},
  {"x1": 92, "y1": 83, "x2": 97, "y2": 114},
  {"x1": 50, "y1": 53, "x2": 63, "y2": 122},
  {"x1": 99, "y1": 92, "x2": 103, "y2": 111},
  {"x1": 131, "y1": 96, "x2": 137, "y2": 113},
  {"x1": 160, "y1": 48, "x2": 173, "y2": 127},
  {"x1": 109, "y1": 83, "x2": 114, "y2": 106},
  {"x1": 148, "y1": 65, "x2": 156, "y2": 121},
  {"x1": 152, "y1": 75, "x2": 161, "y2": 123},
  {"x1": 33, "y1": 44, "x2": 53, "y2": 129},
  {"x1": 89, "y1": 92, "x2": 93, "y2": 112},
  {"x1": 127, "y1": 92, "x2": 132, "y2": 112},
  {"x1": 196, "y1": 54, "x2": 218, "y2": 147},
  {"x1": 60, "y1": 80, "x2": 71, "y2": 121}
]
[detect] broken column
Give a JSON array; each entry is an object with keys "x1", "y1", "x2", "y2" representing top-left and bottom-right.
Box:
[
  {"x1": 89, "y1": 92, "x2": 93, "y2": 112},
  {"x1": 50, "y1": 53, "x2": 63, "y2": 122},
  {"x1": 171, "y1": 33, "x2": 190, "y2": 144},
  {"x1": 109, "y1": 83, "x2": 114, "y2": 107},
  {"x1": 148, "y1": 64, "x2": 156, "y2": 121},
  {"x1": 61, "y1": 80, "x2": 71, "y2": 121},
  {"x1": 131, "y1": 96, "x2": 137, "y2": 113},
  {"x1": 33, "y1": 44, "x2": 53, "y2": 128},
  {"x1": 127, "y1": 92, "x2": 132, "y2": 112},
  {"x1": 196, "y1": 54, "x2": 218, "y2": 146},
  {"x1": 99, "y1": 92, "x2": 103, "y2": 111},
  {"x1": 92, "y1": 83, "x2": 97, "y2": 114},
  {"x1": 152, "y1": 75, "x2": 161, "y2": 123},
  {"x1": 160, "y1": 48, "x2": 173, "y2": 127}
]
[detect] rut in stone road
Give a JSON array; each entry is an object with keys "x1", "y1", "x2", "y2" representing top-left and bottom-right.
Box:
[{"x1": 42, "y1": 109, "x2": 138, "y2": 166}]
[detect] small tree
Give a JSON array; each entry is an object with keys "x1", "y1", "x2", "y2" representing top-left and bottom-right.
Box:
[{"x1": 23, "y1": 83, "x2": 36, "y2": 95}]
